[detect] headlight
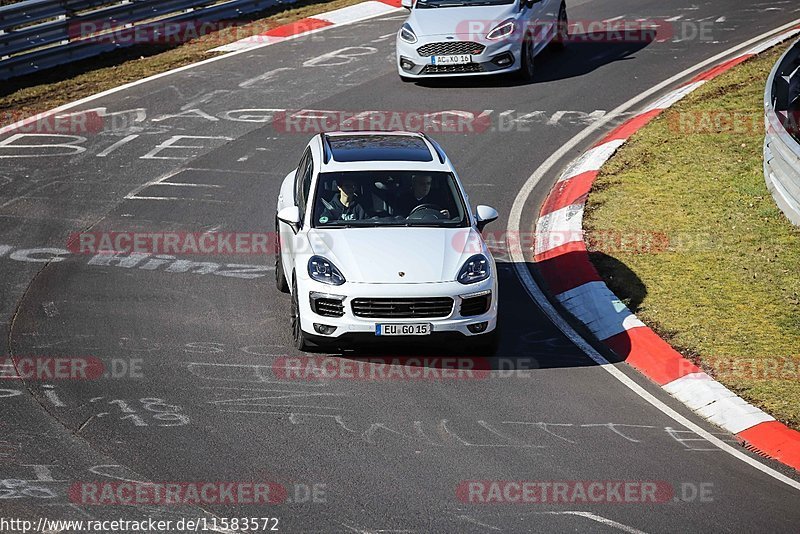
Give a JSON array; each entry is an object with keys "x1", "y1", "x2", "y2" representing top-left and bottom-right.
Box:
[
  {"x1": 487, "y1": 20, "x2": 515, "y2": 41},
  {"x1": 399, "y1": 23, "x2": 418, "y2": 44},
  {"x1": 458, "y1": 254, "x2": 491, "y2": 284},
  {"x1": 308, "y1": 256, "x2": 346, "y2": 286}
]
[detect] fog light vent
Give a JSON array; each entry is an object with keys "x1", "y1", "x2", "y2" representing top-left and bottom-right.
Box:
[
  {"x1": 313, "y1": 324, "x2": 337, "y2": 335},
  {"x1": 468, "y1": 322, "x2": 489, "y2": 334}
]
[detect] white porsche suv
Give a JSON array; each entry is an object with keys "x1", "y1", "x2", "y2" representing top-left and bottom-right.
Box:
[{"x1": 275, "y1": 132, "x2": 500, "y2": 354}]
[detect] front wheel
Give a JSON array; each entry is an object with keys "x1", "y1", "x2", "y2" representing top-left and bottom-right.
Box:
[
  {"x1": 274, "y1": 218, "x2": 289, "y2": 293},
  {"x1": 290, "y1": 279, "x2": 311, "y2": 351},
  {"x1": 517, "y1": 38, "x2": 536, "y2": 81}
]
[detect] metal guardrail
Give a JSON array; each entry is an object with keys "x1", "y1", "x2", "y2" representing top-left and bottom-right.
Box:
[
  {"x1": 764, "y1": 38, "x2": 800, "y2": 226},
  {"x1": 0, "y1": 0, "x2": 295, "y2": 81}
]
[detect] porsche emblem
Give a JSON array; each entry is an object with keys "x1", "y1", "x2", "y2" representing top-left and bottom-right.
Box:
[{"x1": 398, "y1": 272, "x2": 406, "y2": 277}]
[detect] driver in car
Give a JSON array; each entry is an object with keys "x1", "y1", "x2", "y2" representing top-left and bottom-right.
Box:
[
  {"x1": 319, "y1": 178, "x2": 370, "y2": 222},
  {"x1": 395, "y1": 174, "x2": 451, "y2": 218}
]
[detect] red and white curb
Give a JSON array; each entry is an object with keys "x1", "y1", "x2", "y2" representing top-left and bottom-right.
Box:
[
  {"x1": 210, "y1": 0, "x2": 403, "y2": 53},
  {"x1": 534, "y1": 29, "x2": 800, "y2": 471}
]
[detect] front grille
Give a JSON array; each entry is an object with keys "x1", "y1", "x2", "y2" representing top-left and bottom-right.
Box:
[
  {"x1": 311, "y1": 297, "x2": 344, "y2": 318},
  {"x1": 422, "y1": 63, "x2": 484, "y2": 75},
  {"x1": 352, "y1": 298, "x2": 454, "y2": 319},
  {"x1": 417, "y1": 41, "x2": 485, "y2": 57},
  {"x1": 460, "y1": 294, "x2": 491, "y2": 317}
]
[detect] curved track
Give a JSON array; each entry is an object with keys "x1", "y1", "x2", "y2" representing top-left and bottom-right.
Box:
[{"x1": 1, "y1": 0, "x2": 799, "y2": 531}]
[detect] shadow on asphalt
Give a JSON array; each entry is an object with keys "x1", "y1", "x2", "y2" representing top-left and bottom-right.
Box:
[
  {"x1": 308, "y1": 260, "x2": 611, "y2": 372},
  {"x1": 410, "y1": 31, "x2": 653, "y2": 89}
]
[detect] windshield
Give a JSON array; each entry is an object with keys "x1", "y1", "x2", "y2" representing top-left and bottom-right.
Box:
[
  {"x1": 415, "y1": 0, "x2": 515, "y2": 8},
  {"x1": 312, "y1": 171, "x2": 469, "y2": 228}
]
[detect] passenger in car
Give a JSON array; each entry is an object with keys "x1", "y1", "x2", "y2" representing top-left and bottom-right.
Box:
[{"x1": 318, "y1": 178, "x2": 370, "y2": 222}]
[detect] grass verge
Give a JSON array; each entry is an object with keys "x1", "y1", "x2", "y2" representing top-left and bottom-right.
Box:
[
  {"x1": 0, "y1": 0, "x2": 373, "y2": 127},
  {"x1": 584, "y1": 42, "x2": 800, "y2": 430}
]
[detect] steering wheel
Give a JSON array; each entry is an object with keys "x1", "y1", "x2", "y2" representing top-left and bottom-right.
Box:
[{"x1": 407, "y1": 203, "x2": 445, "y2": 220}]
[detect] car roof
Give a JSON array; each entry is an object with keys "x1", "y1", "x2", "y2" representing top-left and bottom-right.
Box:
[{"x1": 318, "y1": 131, "x2": 449, "y2": 170}]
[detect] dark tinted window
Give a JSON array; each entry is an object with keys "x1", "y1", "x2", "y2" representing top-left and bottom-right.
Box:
[
  {"x1": 328, "y1": 135, "x2": 434, "y2": 163},
  {"x1": 312, "y1": 171, "x2": 468, "y2": 228}
]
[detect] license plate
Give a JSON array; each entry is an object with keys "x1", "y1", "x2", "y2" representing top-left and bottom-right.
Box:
[
  {"x1": 432, "y1": 54, "x2": 471, "y2": 65},
  {"x1": 375, "y1": 323, "x2": 432, "y2": 336}
]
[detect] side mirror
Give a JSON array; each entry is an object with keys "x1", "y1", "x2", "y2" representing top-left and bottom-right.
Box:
[
  {"x1": 401, "y1": 0, "x2": 413, "y2": 9},
  {"x1": 277, "y1": 206, "x2": 302, "y2": 234},
  {"x1": 475, "y1": 205, "x2": 499, "y2": 231}
]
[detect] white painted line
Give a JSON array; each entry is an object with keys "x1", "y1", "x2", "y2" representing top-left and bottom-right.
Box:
[
  {"x1": 543, "y1": 512, "x2": 649, "y2": 534},
  {"x1": 158, "y1": 182, "x2": 222, "y2": 188},
  {"x1": 508, "y1": 18, "x2": 800, "y2": 491},
  {"x1": 748, "y1": 28, "x2": 800, "y2": 55},
  {"x1": 211, "y1": 35, "x2": 287, "y2": 53}
]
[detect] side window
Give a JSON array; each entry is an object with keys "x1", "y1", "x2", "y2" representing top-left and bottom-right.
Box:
[
  {"x1": 295, "y1": 149, "x2": 310, "y2": 205},
  {"x1": 296, "y1": 149, "x2": 314, "y2": 224}
]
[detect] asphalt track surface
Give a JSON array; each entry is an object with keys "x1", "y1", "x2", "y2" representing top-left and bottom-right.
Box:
[{"x1": 1, "y1": 0, "x2": 800, "y2": 532}]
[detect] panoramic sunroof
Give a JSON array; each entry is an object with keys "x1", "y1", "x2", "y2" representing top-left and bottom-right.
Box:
[{"x1": 327, "y1": 135, "x2": 434, "y2": 162}]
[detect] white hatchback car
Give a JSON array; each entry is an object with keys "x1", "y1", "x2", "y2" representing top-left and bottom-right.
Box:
[
  {"x1": 396, "y1": 0, "x2": 567, "y2": 80},
  {"x1": 275, "y1": 132, "x2": 500, "y2": 354}
]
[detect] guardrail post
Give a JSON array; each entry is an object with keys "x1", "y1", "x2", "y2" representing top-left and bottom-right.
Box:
[{"x1": 0, "y1": 29, "x2": 7, "y2": 61}]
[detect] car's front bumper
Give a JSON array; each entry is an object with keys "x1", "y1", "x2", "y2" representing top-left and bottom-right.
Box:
[
  {"x1": 396, "y1": 36, "x2": 521, "y2": 78},
  {"x1": 297, "y1": 277, "x2": 498, "y2": 341}
]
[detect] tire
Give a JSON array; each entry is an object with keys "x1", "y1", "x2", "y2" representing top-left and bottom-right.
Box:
[
  {"x1": 290, "y1": 279, "x2": 311, "y2": 351},
  {"x1": 551, "y1": 3, "x2": 568, "y2": 51},
  {"x1": 274, "y1": 217, "x2": 289, "y2": 293},
  {"x1": 517, "y1": 37, "x2": 536, "y2": 81}
]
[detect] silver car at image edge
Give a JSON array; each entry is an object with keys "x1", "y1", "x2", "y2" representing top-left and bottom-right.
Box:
[{"x1": 396, "y1": 0, "x2": 568, "y2": 80}]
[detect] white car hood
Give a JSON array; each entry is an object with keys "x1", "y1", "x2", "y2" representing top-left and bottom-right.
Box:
[
  {"x1": 407, "y1": 5, "x2": 517, "y2": 38},
  {"x1": 307, "y1": 227, "x2": 486, "y2": 284}
]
